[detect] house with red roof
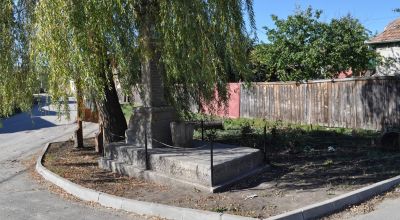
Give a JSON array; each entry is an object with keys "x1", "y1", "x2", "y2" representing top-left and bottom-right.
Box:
[{"x1": 367, "y1": 18, "x2": 400, "y2": 75}]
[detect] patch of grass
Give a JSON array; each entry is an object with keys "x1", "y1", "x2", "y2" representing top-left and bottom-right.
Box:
[
  {"x1": 192, "y1": 114, "x2": 380, "y2": 154},
  {"x1": 44, "y1": 154, "x2": 55, "y2": 163},
  {"x1": 323, "y1": 159, "x2": 334, "y2": 167},
  {"x1": 327, "y1": 191, "x2": 336, "y2": 196},
  {"x1": 121, "y1": 104, "x2": 133, "y2": 121},
  {"x1": 49, "y1": 166, "x2": 67, "y2": 176},
  {"x1": 212, "y1": 206, "x2": 229, "y2": 213}
]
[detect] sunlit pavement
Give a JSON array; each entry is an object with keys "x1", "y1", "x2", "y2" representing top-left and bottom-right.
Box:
[{"x1": 0, "y1": 97, "x2": 143, "y2": 220}]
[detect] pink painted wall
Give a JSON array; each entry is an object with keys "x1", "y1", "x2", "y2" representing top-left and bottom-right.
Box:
[
  {"x1": 226, "y1": 83, "x2": 240, "y2": 118},
  {"x1": 201, "y1": 83, "x2": 240, "y2": 118}
]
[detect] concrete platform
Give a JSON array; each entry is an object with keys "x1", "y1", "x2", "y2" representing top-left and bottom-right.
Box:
[{"x1": 99, "y1": 140, "x2": 268, "y2": 192}]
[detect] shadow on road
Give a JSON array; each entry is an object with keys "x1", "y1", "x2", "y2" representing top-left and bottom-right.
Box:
[
  {"x1": 0, "y1": 96, "x2": 73, "y2": 134},
  {"x1": 0, "y1": 167, "x2": 29, "y2": 184}
]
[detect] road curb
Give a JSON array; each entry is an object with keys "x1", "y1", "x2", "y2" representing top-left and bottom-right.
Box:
[
  {"x1": 265, "y1": 176, "x2": 400, "y2": 220},
  {"x1": 36, "y1": 142, "x2": 400, "y2": 220}
]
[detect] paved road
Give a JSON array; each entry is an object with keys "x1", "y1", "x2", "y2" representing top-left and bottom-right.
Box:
[{"x1": 0, "y1": 99, "x2": 144, "y2": 220}]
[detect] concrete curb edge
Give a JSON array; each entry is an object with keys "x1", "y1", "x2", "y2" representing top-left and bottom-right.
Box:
[
  {"x1": 265, "y1": 173, "x2": 400, "y2": 220},
  {"x1": 36, "y1": 142, "x2": 400, "y2": 220}
]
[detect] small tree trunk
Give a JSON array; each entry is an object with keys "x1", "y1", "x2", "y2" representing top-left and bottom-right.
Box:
[
  {"x1": 95, "y1": 123, "x2": 104, "y2": 154},
  {"x1": 96, "y1": 70, "x2": 127, "y2": 144},
  {"x1": 74, "y1": 89, "x2": 84, "y2": 148},
  {"x1": 74, "y1": 120, "x2": 83, "y2": 148}
]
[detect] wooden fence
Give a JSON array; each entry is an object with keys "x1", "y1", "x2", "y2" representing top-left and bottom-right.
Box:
[{"x1": 240, "y1": 76, "x2": 400, "y2": 130}]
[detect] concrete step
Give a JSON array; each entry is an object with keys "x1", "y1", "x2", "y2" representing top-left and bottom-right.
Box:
[
  {"x1": 148, "y1": 152, "x2": 211, "y2": 186},
  {"x1": 98, "y1": 157, "x2": 112, "y2": 171},
  {"x1": 104, "y1": 142, "x2": 127, "y2": 160},
  {"x1": 99, "y1": 157, "x2": 145, "y2": 177},
  {"x1": 98, "y1": 157, "x2": 126, "y2": 173},
  {"x1": 147, "y1": 144, "x2": 265, "y2": 187},
  {"x1": 100, "y1": 141, "x2": 267, "y2": 191},
  {"x1": 105, "y1": 143, "x2": 147, "y2": 169}
]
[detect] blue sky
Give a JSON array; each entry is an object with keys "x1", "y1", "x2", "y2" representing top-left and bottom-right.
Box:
[{"x1": 252, "y1": 0, "x2": 399, "y2": 43}]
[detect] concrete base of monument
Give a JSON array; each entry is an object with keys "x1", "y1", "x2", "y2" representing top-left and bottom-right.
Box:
[
  {"x1": 99, "y1": 140, "x2": 269, "y2": 193},
  {"x1": 125, "y1": 106, "x2": 178, "y2": 148}
]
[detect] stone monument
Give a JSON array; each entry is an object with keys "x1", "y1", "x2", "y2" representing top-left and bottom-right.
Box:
[
  {"x1": 125, "y1": 53, "x2": 177, "y2": 148},
  {"x1": 99, "y1": 38, "x2": 268, "y2": 193}
]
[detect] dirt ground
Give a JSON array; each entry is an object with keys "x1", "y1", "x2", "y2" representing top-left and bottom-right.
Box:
[{"x1": 41, "y1": 137, "x2": 400, "y2": 219}]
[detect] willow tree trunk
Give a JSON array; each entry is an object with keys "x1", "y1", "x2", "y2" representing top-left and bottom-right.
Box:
[
  {"x1": 73, "y1": 86, "x2": 84, "y2": 148},
  {"x1": 96, "y1": 69, "x2": 127, "y2": 144}
]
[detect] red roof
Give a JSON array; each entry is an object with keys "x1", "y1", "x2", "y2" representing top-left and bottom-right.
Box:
[{"x1": 367, "y1": 18, "x2": 400, "y2": 44}]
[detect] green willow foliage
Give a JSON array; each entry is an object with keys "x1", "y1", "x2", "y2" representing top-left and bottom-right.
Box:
[
  {"x1": 0, "y1": 0, "x2": 37, "y2": 117},
  {"x1": 0, "y1": 0, "x2": 15, "y2": 116},
  {"x1": 32, "y1": 0, "x2": 140, "y2": 113},
  {"x1": 30, "y1": 0, "x2": 255, "y2": 114},
  {"x1": 158, "y1": 1, "x2": 255, "y2": 112}
]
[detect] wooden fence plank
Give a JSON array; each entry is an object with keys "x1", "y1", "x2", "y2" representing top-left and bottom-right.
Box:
[{"x1": 238, "y1": 76, "x2": 400, "y2": 130}]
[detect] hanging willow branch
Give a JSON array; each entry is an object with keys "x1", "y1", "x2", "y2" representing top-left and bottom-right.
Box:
[
  {"x1": 2, "y1": 0, "x2": 255, "y2": 117},
  {"x1": 0, "y1": 0, "x2": 38, "y2": 117}
]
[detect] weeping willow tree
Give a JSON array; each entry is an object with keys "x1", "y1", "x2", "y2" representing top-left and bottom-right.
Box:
[
  {"x1": 4, "y1": 0, "x2": 255, "y2": 142},
  {"x1": 0, "y1": 0, "x2": 15, "y2": 117},
  {"x1": 0, "y1": 0, "x2": 37, "y2": 118},
  {"x1": 156, "y1": 1, "x2": 255, "y2": 112},
  {"x1": 32, "y1": 0, "x2": 139, "y2": 143}
]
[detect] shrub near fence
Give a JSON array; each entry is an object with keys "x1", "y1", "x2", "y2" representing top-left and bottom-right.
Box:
[{"x1": 240, "y1": 76, "x2": 400, "y2": 131}]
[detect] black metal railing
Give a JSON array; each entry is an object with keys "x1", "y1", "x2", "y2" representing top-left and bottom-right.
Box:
[
  {"x1": 144, "y1": 129, "x2": 149, "y2": 170},
  {"x1": 137, "y1": 120, "x2": 269, "y2": 187},
  {"x1": 210, "y1": 135, "x2": 214, "y2": 186}
]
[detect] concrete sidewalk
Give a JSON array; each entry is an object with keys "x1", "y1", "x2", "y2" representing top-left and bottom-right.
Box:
[{"x1": 350, "y1": 197, "x2": 400, "y2": 220}]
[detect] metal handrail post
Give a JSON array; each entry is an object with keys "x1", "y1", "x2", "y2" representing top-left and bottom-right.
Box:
[
  {"x1": 210, "y1": 137, "x2": 214, "y2": 186},
  {"x1": 263, "y1": 124, "x2": 267, "y2": 162},
  {"x1": 201, "y1": 120, "x2": 204, "y2": 141},
  {"x1": 144, "y1": 129, "x2": 149, "y2": 170}
]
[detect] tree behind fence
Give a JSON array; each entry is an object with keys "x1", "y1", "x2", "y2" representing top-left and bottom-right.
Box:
[{"x1": 240, "y1": 76, "x2": 400, "y2": 131}]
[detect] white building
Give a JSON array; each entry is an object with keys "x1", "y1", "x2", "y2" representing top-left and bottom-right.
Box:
[{"x1": 367, "y1": 18, "x2": 400, "y2": 75}]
